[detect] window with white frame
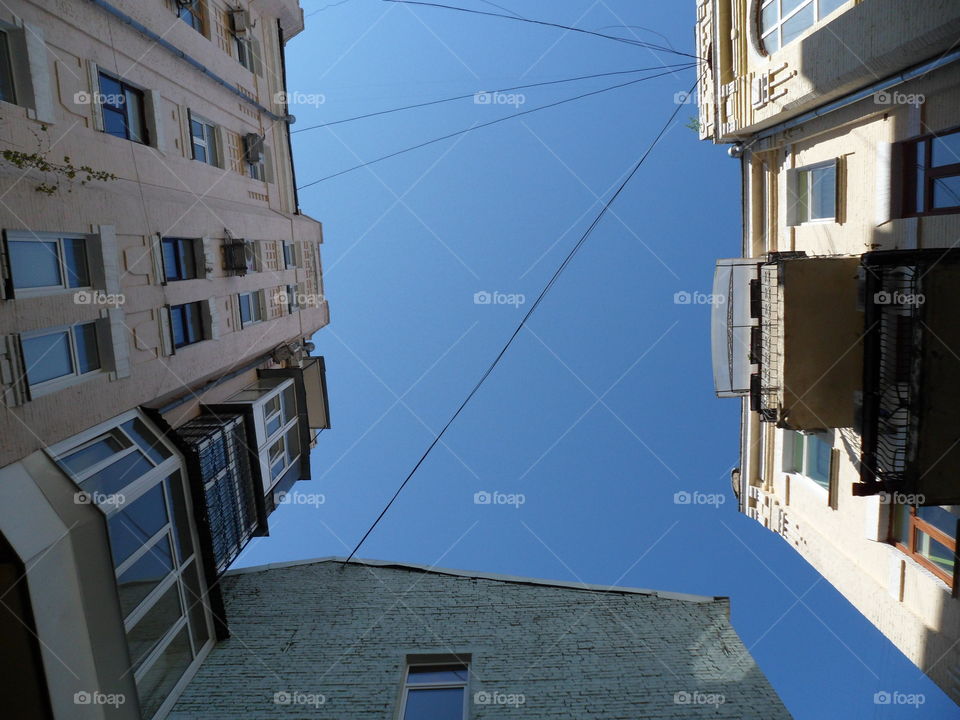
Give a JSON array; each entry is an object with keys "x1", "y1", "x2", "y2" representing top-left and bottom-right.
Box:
[
  {"x1": 782, "y1": 430, "x2": 832, "y2": 490},
  {"x1": 49, "y1": 411, "x2": 213, "y2": 720},
  {"x1": 283, "y1": 241, "x2": 297, "y2": 269},
  {"x1": 400, "y1": 662, "x2": 469, "y2": 720},
  {"x1": 98, "y1": 71, "x2": 147, "y2": 144},
  {"x1": 757, "y1": 0, "x2": 849, "y2": 54},
  {"x1": 286, "y1": 284, "x2": 299, "y2": 313},
  {"x1": 788, "y1": 160, "x2": 837, "y2": 225},
  {"x1": 237, "y1": 290, "x2": 265, "y2": 327},
  {"x1": 189, "y1": 114, "x2": 219, "y2": 167},
  {"x1": 0, "y1": 29, "x2": 15, "y2": 104},
  {"x1": 20, "y1": 322, "x2": 101, "y2": 393},
  {"x1": 4, "y1": 231, "x2": 90, "y2": 296}
]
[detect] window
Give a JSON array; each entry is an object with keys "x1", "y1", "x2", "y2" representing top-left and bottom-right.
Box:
[
  {"x1": 283, "y1": 242, "x2": 296, "y2": 269},
  {"x1": 897, "y1": 128, "x2": 960, "y2": 217},
  {"x1": 177, "y1": 0, "x2": 205, "y2": 35},
  {"x1": 4, "y1": 231, "x2": 90, "y2": 296},
  {"x1": 782, "y1": 430, "x2": 832, "y2": 490},
  {"x1": 190, "y1": 114, "x2": 219, "y2": 167},
  {"x1": 237, "y1": 291, "x2": 265, "y2": 327},
  {"x1": 892, "y1": 504, "x2": 958, "y2": 588},
  {"x1": 244, "y1": 241, "x2": 260, "y2": 273},
  {"x1": 400, "y1": 663, "x2": 469, "y2": 720},
  {"x1": 161, "y1": 237, "x2": 199, "y2": 281},
  {"x1": 98, "y1": 72, "x2": 147, "y2": 144},
  {"x1": 235, "y1": 35, "x2": 255, "y2": 72},
  {"x1": 758, "y1": 0, "x2": 848, "y2": 54},
  {"x1": 286, "y1": 284, "x2": 299, "y2": 313},
  {"x1": 0, "y1": 29, "x2": 15, "y2": 104},
  {"x1": 49, "y1": 411, "x2": 212, "y2": 720},
  {"x1": 788, "y1": 161, "x2": 837, "y2": 224},
  {"x1": 21, "y1": 322, "x2": 101, "y2": 391},
  {"x1": 169, "y1": 302, "x2": 206, "y2": 348},
  {"x1": 247, "y1": 157, "x2": 265, "y2": 181}
]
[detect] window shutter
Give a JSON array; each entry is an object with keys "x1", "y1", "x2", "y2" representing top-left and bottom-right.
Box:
[
  {"x1": 150, "y1": 233, "x2": 166, "y2": 284},
  {"x1": 0, "y1": 230, "x2": 12, "y2": 300},
  {"x1": 22, "y1": 23, "x2": 55, "y2": 124},
  {"x1": 876, "y1": 142, "x2": 894, "y2": 225},
  {"x1": 87, "y1": 61, "x2": 103, "y2": 131},
  {"x1": 785, "y1": 168, "x2": 800, "y2": 227},
  {"x1": 205, "y1": 298, "x2": 220, "y2": 340},
  {"x1": 833, "y1": 157, "x2": 845, "y2": 225},
  {"x1": 197, "y1": 237, "x2": 213, "y2": 278},
  {"x1": 263, "y1": 145, "x2": 274, "y2": 184},
  {"x1": 159, "y1": 306, "x2": 175, "y2": 356},
  {"x1": 214, "y1": 125, "x2": 228, "y2": 169},
  {"x1": 827, "y1": 448, "x2": 840, "y2": 510},
  {"x1": 250, "y1": 38, "x2": 263, "y2": 77},
  {"x1": 105, "y1": 309, "x2": 130, "y2": 378},
  {"x1": 145, "y1": 89, "x2": 166, "y2": 153},
  {"x1": 93, "y1": 225, "x2": 120, "y2": 295}
]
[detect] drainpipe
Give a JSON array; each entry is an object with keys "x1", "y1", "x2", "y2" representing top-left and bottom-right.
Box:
[
  {"x1": 277, "y1": 20, "x2": 302, "y2": 215},
  {"x1": 753, "y1": 47, "x2": 960, "y2": 142},
  {"x1": 86, "y1": 0, "x2": 285, "y2": 122}
]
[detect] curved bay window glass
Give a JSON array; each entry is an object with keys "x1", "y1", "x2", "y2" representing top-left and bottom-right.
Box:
[
  {"x1": 758, "y1": 0, "x2": 848, "y2": 54},
  {"x1": 49, "y1": 411, "x2": 213, "y2": 720}
]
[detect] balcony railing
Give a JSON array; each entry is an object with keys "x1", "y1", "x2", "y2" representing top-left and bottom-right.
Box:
[{"x1": 754, "y1": 262, "x2": 783, "y2": 422}]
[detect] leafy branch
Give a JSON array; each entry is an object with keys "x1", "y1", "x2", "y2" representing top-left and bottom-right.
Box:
[{"x1": 0, "y1": 123, "x2": 117, "y2": 195}]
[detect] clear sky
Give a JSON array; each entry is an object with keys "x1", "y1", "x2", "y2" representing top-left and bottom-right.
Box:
[{"x1": 237, "y1": 1, "x2": 954, "y2": 716}]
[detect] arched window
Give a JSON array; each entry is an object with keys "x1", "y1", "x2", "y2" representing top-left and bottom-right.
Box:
[{"x1": 758, "y1": 0, "x2": 849, "y2": 54}]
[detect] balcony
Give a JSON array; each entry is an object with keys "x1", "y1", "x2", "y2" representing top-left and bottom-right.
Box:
[
  {"x1": 712, "y1": 253, "x2": 863, "y2": 430},
  {"x1": 856, "y1": 250, "x2": 960, "y2": 505}
]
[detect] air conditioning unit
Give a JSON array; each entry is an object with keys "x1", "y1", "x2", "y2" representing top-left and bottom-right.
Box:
[
  {"x1": 243, "y1": 133, "x2": 264, "y2": 163},
  {"x1": 229, "y1": 9, "x2": 254, "y2": 33}
]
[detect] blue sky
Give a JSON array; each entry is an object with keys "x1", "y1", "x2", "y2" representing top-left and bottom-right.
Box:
[{"x1": 238, "y1": 1, "x2": 953, "y2": 716}]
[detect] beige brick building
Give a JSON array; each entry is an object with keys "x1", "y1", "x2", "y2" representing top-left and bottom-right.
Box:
[
  {"x1": 0, "y1": 1, "x2": 330, "y2": 718},
  {"x1": 699, "y1": 0, "x2": 960, "y2": 706}
]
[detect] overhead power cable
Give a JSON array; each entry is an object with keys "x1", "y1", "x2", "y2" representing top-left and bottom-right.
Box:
[
  {"x1": 380, "y1": 0, "x2": 700, "y2": 59},
  {"x1": 292, "y1": 63, "x2": 693, "y2": 134},
  {"x1": 343, "y1": 81, "x2": 698, "y2": 564},
  {"x1": 298, "y1": 64, "x2": 694, "y2": 189}
]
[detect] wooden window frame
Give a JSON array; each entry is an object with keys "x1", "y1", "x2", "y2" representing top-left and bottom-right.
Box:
[
  {"x1": 896, "y1": 126, "x2": 960, "y2": 218},
  {"x1": 891, "y1": 505, "x2": 958, "y2": 588}
]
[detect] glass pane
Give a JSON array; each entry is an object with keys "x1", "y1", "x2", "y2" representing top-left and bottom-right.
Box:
[
  {"x1": 805, "y1": 436, "x2": 832, "y2": 488},
  {"x1": 193, "y1": 143, "x2": 207, "y2": 164},
  {"x1": 408, "y1": 665, "x2": 469, "y2": 684},
  {"x1": 916, "y1": 143, "x2": 926, "y2": 212},
  {"x1": 781, "y1": 2, "x2": 814, "y2": 45},
  {"x1": 116, "y1": 536, "x2": 174, "y2": 618},
  {"x1": 8, "y1": 240, "x2": 62, "y2": 289},
  {"x1": 285, "y1": 425, "x2": 300, "y2": 465},
  {"x1": 62, "y1": 238, "x2": 89, "y2": 287},
  {"x1": 931, "y1": 132, "x2": 960, "y2": 167},
  {"x1": 162, "y1": 239, "x2": 179, "y2": 280},
  {"x1": 266, "y1": 414, "x2": 282, "y2": 438},
  {"x1": 916, "y1": 530, "x2": 956, "y2": 575},
  {"x1": 0, "y1": 31, "x2": 15, "y2": 104},
  {"x1": 74, "y1": 323, "x2": 101, "y2": 374},
  {"x1": 809, "y1": 165, "x2": 836, "y2": 218},
  {"x1": 178, "y1": 240, "x2": 197, "y2": 279},
  {"x1": 182, "y1": 561, "x2": 210, "y2": 654},
  {"x1": 98, "y1": 72, "x2": 121, "y2": 99},
  {"x1": 121, "y1": 417, "x2": 171, "y2": 465},
  {"x1": 125, "y1": 88, "x2": 145, "y2": 143},
  {"x1": 762, "y1": 29, "x2": 780, "y2": 54},
  {"x1": 106, "y1": 482, "x2": 168, "y2": 567},
  {"x1": 83, "y1": 450, "x2": 153, "y2": 500},
  {"x1": 165, "y1": 472, "x2": 194, "y2": 563},
  {"x1": 403, "y1": 688, "x2": 464, "y2": 719},
  {"x1": 22, "y1": 331, "x2": 73, "y2": 385},
  {"x1": 102, "y1": 107, "x2": 127, "y2": 139},
  {"x1": 239, "y1": 295, "x2": 252, "y2": 324},
  {"x1": 917, "y1": 506, "x2": 959, "y2": 539},
  {"x1": 760, "y1": 1, "x2": 778, "y2": 33},
  {"x1": 782, "y1": 0, "x2": 807, "y2": 16},
  {"x1": 796, "y1": 170, "x2": 810, "y2": 222},
  {"x1": 270, "y1": 457, "x2": 285, "y2": 482},
  {"x1": 125, "y1": 580, "x2": 182, "y2": 671},
  {"x1": 819, "y1": 0, "x2": 847, "y2": 18},
  {"x1": 60, "y1": 433, "x2": 129, "y2": 475},
  {"x1": 136, "y1": 625, "x2": 194, "y2": 720},
  {"x1": 282, "y1": 385, "x2": 297, "y2": 423},
  {"x1": 269, "y1": 438, "x2": 284, "y2": 464},
  {"x1": 932, "y1": 176, "x2": 960, "y2": 210}
]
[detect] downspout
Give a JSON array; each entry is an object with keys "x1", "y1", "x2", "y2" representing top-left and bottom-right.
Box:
[
  {"x1": 277, "y1": 20, "x2": 302, "y2": 214},
  {"x1": 86, "y1": 0, "x2": 285, "y2": 122}
]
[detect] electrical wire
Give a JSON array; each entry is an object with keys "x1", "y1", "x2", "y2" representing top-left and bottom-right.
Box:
[
  {"x1": 292, "y1": 63, "x2": 693, "y2": 134},
  {"x1": 343, "y1": 80, "x2": 698, "y2": 564},
  {"x1": 380, "y1": 0, "x2": 700, "y2": 59},
  {"x1": 298, "y1": 64, "x2": 694, "y2": 189}
]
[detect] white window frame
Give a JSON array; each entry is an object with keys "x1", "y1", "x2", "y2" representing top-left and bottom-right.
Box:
[
  {"x1": 3, "y1": 230, "x2": 91, "y2": 298},
  {"x1": 757, "y1": 0, "x2": 850, "y2": 55},
  {"x1": 189, "y1": 113, "x2": 220, "y2": 167},
  {"x1": 399, "y1": 662, "x2": 470, "y2": 720},
  {"x1": 782, "y1": 429, "x2": 833, "y2": 492},
  {"x1": 237, "y1": 290, "x2": 266, "y2": 327},
  {"x1": 19, "y1": 321, "x2": 103, "y2": 396},
  {"x1": 787, "y1": 159, "x2": 838, "y2": 225}
]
